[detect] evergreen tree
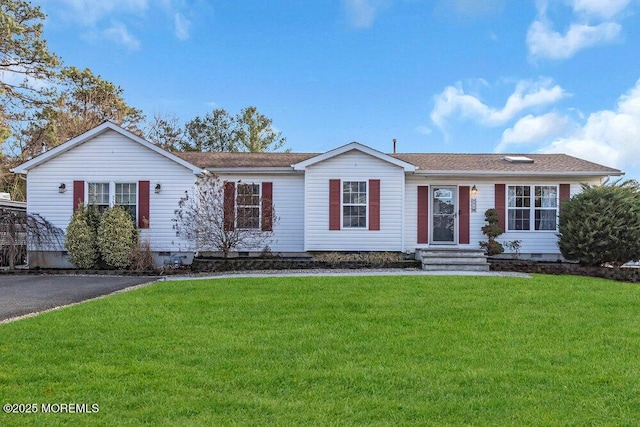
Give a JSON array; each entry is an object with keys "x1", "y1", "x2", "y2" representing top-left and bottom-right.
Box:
[
  {"x1": 559, "y1": 180, "x2": 640, "y2": 266},
  {"x1": 65, "y1": 205, "x2": 99, "y2": 269}
]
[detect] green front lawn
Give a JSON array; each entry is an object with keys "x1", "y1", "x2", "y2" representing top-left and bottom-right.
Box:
[{"x1": 1, "y1": 275, "x2": 639, "y2": 425}]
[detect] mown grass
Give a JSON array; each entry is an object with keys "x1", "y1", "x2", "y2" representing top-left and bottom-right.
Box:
[{"x1": 1, "y1": 274, "x2": 640, "y2": 425}]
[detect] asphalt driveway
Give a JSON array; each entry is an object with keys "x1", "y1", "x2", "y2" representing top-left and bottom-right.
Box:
[{"x1": 0, "y1": 275, "x2": 159, "y2": 322}]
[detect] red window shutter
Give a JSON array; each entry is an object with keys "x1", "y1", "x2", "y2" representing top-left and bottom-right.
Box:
[
  {"x1": 459, "y1": 186, "x2": 470, "y2": 244},
  {"x1": 495, "y1": 184, "x2": 506, "y2": 231},
  {"x1": 138, "y1": 181, "x2": 150, "y2": 229},
  {"x1": 261, "y1": 182, "x2": 273, "y2": 231},
  {"x1": 224, "y1": 182, "x2": 235, "y2": 231},
  {"x1": 559, "y1": 184, "x2": 571, "y2": 212},
  {"x1": 329, "y1": 179, "x2": 341, "y2": 230},
  {"x1": 417, "y1": 186, "x2": 429, "y2": 244},
  {"x1": 73, "y1": 180, "x2": 84, "y2": 211},
  {"x1": 368, "y1": 179, "x2": 380, "y2": 231}
]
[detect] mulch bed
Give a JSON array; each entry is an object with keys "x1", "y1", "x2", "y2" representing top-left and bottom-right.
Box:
[{"x1": 489, "y1": 258, "x2": 640, "y2": 283}]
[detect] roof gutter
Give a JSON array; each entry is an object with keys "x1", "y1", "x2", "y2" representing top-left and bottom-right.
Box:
[
  {"x1": 412, "y1": 170, "x2": 624, "y2": 178},
  {"x1": 205, "y1": 167, "x2": 300, "y2": 174}
]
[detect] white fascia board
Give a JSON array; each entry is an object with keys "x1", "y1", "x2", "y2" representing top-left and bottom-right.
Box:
[
  {"x1": 11, "y1": 121, "x2": 203, "y2": 175},
  {"x1": 412, "y1": 170, "x2": 625, "y2": 178},
  {"x1": 205, "y1": 167, "x2": 300, "y2": 175},
  {"x1": 292, "y1": 141, "x2": 416, "y2": 172}
]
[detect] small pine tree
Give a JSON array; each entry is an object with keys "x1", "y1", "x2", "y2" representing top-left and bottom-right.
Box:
[
  {"x1": 97, "y1": 206, "x2": 137, "y2": 269},
  {"x1": 479, "y1": 208, "x2": 504, "y2": 256},
  {"x1": 65, "y1": 205, "x2": 99, "y2": 269}
]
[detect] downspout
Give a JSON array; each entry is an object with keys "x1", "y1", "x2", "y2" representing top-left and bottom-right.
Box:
[{"x1": 401, "y1": 171, "x2": 406, "y2": 253}]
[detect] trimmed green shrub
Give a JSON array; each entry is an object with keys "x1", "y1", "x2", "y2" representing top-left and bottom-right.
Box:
[
  {"x1": 480, "y1": 208, "x2": 504, "y2": 256},
  {"x1": 97, "y1": 206, "x2": 137, "y2": 269},
  {"x1": 65, "y1": 205, "x2": 99, "y2": 269},
  {"x1": 559, "y1": 180, "x2": 640, "y2": 266}
]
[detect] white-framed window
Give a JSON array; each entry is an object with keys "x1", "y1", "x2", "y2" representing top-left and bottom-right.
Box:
[
  {"x1": 343, "y1": 181, "x2": 367, "y2": 228},
  {"x1": 236, "y1": 183, "x2": 260, "y2": 229},
  {"x1": 115, "y1": 183, "x2": 137, "y2": 222},
  {"x1": 88, "y1": 182, "x2": 110, "y2": 213},
  {"x1": 88, "y1": 182, "x2": 137, "y2": 223},
  {"x1": 507, "y1": 185, "x2": 558, "y2": 231}
]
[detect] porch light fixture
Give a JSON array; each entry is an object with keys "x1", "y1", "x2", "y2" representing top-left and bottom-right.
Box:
[
  {"x1": 58, "y1": 183, "x2": 66, "y2": 193},
  {"x1": 470, "y1": 185, "x2": 478, "y2": 213},
  {"x1": 155, "y1": 183, "x2": 162, "y2": 194}
]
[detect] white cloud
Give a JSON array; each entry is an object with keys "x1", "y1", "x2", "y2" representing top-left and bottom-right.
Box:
[
  {"x1": 539, "y1": 79, "x2": 640, "y2": 170},
  {"x1": 572, "y1": 0, "x2": 633, "y2": 20},
  {"x1": 54, "y1": 0, "x2": 148, "y2": 26},
  {"x1": 416, "y1": 125, "x2": 432, "y2": 136},
  {"x1": 0, "y1": 66, "x2": 53, "y2": 92},
  {"x1": 526, "y1": 0, "x2": 633, "y2": 60},
  {"x1": 430, "y1": 78, "x2": 566, "y2": 129},
  {"x1": 174, "y1": 13, "x2": 191, "y2": 40},
  {"x1": 496, "y1": 112, "x2": 569, "y2": 152},
  {"x1": 438, "y1": 0, "x2": 506, "y2": 17},
  {"x1": 543, "y1": 138, "x2": 623, "y2": 168},
  {"x1": 103, "y1": 22, "x2": 141, "y2": 50},
  {"x1": 343, "y1": 0, "x2": 388, "y2": 28},
  {"x1": 527, "y1": 19, "x2": 620, "y2": 60},
  {"x1": 43, "y1": 0, "x2": 193, "y2": 47}
]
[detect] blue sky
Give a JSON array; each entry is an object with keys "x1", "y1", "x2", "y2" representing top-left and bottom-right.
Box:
[{"x1": 35, "y1": 0, "x2": 640, "y2": 179}]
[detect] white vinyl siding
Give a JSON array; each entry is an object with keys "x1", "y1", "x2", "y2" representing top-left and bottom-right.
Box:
[
  {"x1": 404, "y1": 178, "x2": 600, "y2": 256},
  {"x1": 215, "y1": 174, "x2": 305, "y2": 252},
  {"x1": 24, "y1": 127, "x2": 612, "y2": 262},
  {"x1": 404, "y1": 177, "x2": 483, "y2": 251},
  {"x1": 25, "y1": 129, "x2": 196, "y2": 253},
  {"x1": 305, "y1": 150, "x2": 404, "y2": 251}
]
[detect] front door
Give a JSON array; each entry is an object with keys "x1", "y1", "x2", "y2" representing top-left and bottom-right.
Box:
[{"x1": 432, "y1": 186, "x2": 456, "y2": 244}]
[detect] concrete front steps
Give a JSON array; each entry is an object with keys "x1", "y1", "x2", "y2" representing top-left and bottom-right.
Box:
[{"x1": 417, "y1": 248, "x2": 489, "y2": 272}]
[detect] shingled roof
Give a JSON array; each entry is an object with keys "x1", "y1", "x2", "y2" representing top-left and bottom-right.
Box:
[
  {"x1": 174, "y1": 152, "x2": 318, "y2": 168},
  {"x1": 173, "y1": 150, "x2": 622, "y2": 175},
  {"x1": 392, "y1": 153, "x2": 622, "y2": 175}
]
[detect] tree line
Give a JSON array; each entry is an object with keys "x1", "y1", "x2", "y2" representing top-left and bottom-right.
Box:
[{"x1": 1, "y1": 0, "x2": 287, "y2": 201}]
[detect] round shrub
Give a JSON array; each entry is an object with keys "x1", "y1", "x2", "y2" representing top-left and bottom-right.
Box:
[
  {"x1": 97, "y1": 206, "x2": 137, "y2": 269},
  {"x1": 559, "y1": 181, "x2": 640, "y2": 266},
  {"x1": 65, "y1": 205, "x2": 99, "y2": 269}
]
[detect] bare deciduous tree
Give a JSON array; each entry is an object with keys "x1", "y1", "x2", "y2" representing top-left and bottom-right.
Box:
[
  {"x1": 145, "y1": 111, "x2": 185, "y2": 151},
  {"x1": 173, "y1": 172, "x2": 277, "y2": 257}
]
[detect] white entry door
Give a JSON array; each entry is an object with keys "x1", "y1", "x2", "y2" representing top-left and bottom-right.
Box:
[{"x1": 432, "y1": 186, "x2": 456, "y2": 244}]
